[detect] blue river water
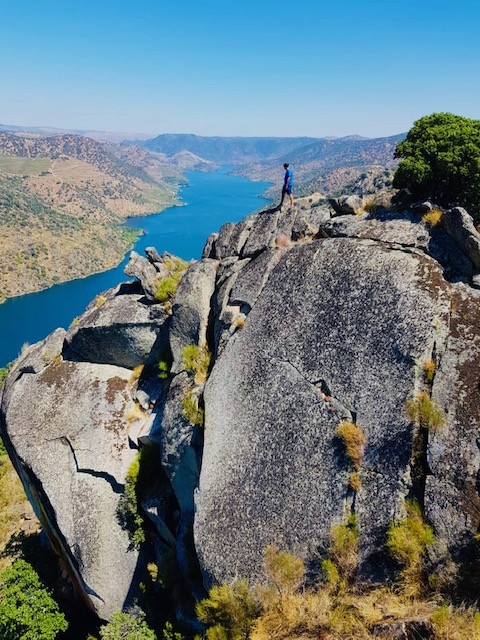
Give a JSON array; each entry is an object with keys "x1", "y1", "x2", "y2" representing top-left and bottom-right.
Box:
[{"x1": 0, "y1": 168, "x2": 272, "y2": 365}]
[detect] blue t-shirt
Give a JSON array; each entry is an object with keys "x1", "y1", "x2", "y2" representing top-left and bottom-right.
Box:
[{"x1": 284, "y1": 168, "x2": 294, "y2": 186}]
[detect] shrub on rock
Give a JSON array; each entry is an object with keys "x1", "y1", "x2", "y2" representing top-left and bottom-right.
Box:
[{"x1": 393, "y1": 113, "x2": 480, "y2": 219}]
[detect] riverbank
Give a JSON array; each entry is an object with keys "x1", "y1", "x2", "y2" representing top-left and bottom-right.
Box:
[{"x1": 0, "y1": 168, "x2": 272, "y2": 365}]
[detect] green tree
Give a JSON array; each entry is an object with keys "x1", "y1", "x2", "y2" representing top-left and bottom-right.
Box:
[
  {"x1": 100, "y1": 611, "x2": 156, "y2": 640},
  {"x1": 393, "y1": 112, "x2": 480, "y2": 219},
  {"x1": 0, "y1": 559, "x2": 68, "y2": 640}
]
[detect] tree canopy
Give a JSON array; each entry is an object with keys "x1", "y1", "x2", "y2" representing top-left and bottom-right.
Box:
[
  {"x1": 0, "y1": 559, "x2": 67, "y2": 640},
  {"x1": 393, "y1": 112, "x2": 480, "y2": 219}
]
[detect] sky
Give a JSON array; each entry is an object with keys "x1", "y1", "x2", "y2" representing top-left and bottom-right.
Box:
[{"x1": 0, "y1": 0, "x2": 479, "y2": 138}]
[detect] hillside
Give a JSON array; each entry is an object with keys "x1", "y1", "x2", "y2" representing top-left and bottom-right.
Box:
[
  {"x1": 0, "y1": 133, "x2": 185, "y2": 300},
  {"x1": 134, "y1": 133, "x2": 319, "y2": 164},
  {"x1": 234, "y1": 133, "x2": 404, "y2": 195},
  {"x1": 2, "y1": 196, "x2": 480, "y2": 637}
]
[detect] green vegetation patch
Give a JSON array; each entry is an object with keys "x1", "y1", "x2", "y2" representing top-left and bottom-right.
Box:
[
  {"x1": 394, "y1": 112, "x2": 480, "y2": 220},
  {"x1": 117, "y1": 445, "x2": 160, "y2": 549},
  {"x1": 99, "y1": 611, "x2": 155, "y2": 640},
  {"x1": 0, "y1": 559, "x2": 68, "y2": 640}
]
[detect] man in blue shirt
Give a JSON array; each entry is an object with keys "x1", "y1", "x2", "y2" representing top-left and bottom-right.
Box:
[{"x1": 280, "y1": 162, "x2": 294, "y2": 208}]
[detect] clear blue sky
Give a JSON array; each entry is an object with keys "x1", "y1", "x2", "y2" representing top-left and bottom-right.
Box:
[{"x1": 1, "y1": 0, "x2": 479, "y2": 137}]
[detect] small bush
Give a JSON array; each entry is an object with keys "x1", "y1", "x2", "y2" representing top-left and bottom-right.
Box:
[
  {"x1": 154, "y1": 257, "x2": 187, "y2": 305},
  {"x1": 162, "y1": 621, "x2": 184, "y2": 639},
  {"x1": 406, "y1": 391, "x2": 445, "y2": 430},
  {"x1": 421, "y1": 358, "x2": 436, "y2": 383},
  {"x1": 99, "y1": 611, "x2": 155, "y2": 640},
  {"x1": 422, "y1": 207, "x2": 444, "y2": 227},
  {"x1": 387, "y1": 500, "x2": 435, "y2": 597},
  {"x1": 196, "y1": 580, "x2": 259, "y2": 640},
  {"x1": 182, "y1": 390, "x2": 204, "y2": 426},
  {"x1": 155, "y1": 276, "x2": 180, "y2": 304},
  {"x1": 336, "y1": 421, "x2": 366, "y2": 470},
  {"x1": 182, "y1": 344, "x2": 211, "y2": 384}
]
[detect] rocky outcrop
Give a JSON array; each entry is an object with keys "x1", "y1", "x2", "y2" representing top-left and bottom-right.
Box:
[
  {"x1": 65, "y1": 282, "x2": 170, "y2": 369},
  {"x1": 329, "y1": 194, "x2": 362, "y2": 215},
  {"x1": 2, "y1": 198, "x2": 480, "y2": 626}
]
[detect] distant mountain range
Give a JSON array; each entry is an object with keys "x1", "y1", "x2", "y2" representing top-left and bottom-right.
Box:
[
  {"x1": 234, "y1": 133, "x2": 405, "y2": 188},
  {"x1": 127, "y1": 132, "x2": 406, "y2": 198},
  {"x1": 0, "y1": 123, "x2": 153, "y2": 144}
]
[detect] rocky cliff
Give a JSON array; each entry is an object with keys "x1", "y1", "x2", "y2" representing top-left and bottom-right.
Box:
[{"x1": 1, "y1": 197, "x2": 480, "y2": 624}]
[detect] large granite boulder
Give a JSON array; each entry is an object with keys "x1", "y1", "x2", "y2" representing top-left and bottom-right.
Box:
[
  {"x1": 195, "y1": 237, "x2": 454, "y2": 585},
  {"x1": 0, "y1": 348, "x2": 140, "y2": 619}
]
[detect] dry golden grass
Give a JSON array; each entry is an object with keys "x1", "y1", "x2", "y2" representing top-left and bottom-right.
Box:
[
  {"x1": 422, "y1": 358, "x2": 436, "y2": 384},
  {"x1": 349, "y1": 472, "x2": 362, "y2": 492},
  {"x1": 124, "y1": 402, "x2": 147, "y2": 423},
  {"x1": 275, "y1": 234, "x2": 292, "y2": 248},
  {"x1": 94, "y1": 294, "x2": 107, "y2": 308},
  {"x1": 235, "y1": 316, "x2": 246, "y2": 330},
  {"x1": 430, "y1": 604, "x2": 480, "y2": 639},
  {"x1": 0, "y1": 446, "x2": 39, "y2": 568},
  {"x1": 387, "y1": 501, "x2": 435, "y2": 598},
  {"x1": 129, "y1": 364, "x2": 144, "y2": 382},
  {"x1": 422, "y1": 208, "x2": 444, "y2": 227},
  {"x1": 336, "y1": 421, "x2": 366, "y2": 470}
]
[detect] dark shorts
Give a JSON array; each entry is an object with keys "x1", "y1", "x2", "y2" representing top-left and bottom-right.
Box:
[{"x1": 284, "y1": 185, "x2": 293, "y2": 195}]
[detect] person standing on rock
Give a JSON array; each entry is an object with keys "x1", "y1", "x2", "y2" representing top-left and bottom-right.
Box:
[{"x1": 280, "y1": 163, "x2": 294, "y2": 208}]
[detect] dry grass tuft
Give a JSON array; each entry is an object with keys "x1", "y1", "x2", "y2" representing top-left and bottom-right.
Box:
[
  {"x1": 130, "y1": 364, "x2": 144, "y2": 382},
  {"x1": 422, "y1": 208, "x2": 444, "y2": 227},
  {"x1": 124, "y1": 402, "x2": 147, "y2": 423},
  {"x1": 329, "y1": 516, "x2": 359, "y2": 583},
  {"x1": 182, "y1": 344, "x2": 211, "y2": 385},
  {"x1": 275, "y1": 234, "x2": 292, "y2": 248},
  {"x1": 421, "y1": 358, "x2": 436, "y2": 384},
  {"x1": 336, "y1": 422, "x2": 366, "y2": 470},
  {"x1": 406, "y1": 392, "x2": 445, "y2": 431},
  {"x1": 349, "y1": 472, "x2": 362, "y2": 492},
  {"x1": 430, "y1": 604, "x2": 480, "y2": 639},
  {"x1": 182, "y1": 390, "x2": 204, "y2": 426},
  {"x1": 387, "y1": 500, "x2": 435, "y2": 598}
]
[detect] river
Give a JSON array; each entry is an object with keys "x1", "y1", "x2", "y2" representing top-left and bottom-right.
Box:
[{"x1": 0, "y1": 168, "x2": 272, "y2": 365}]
